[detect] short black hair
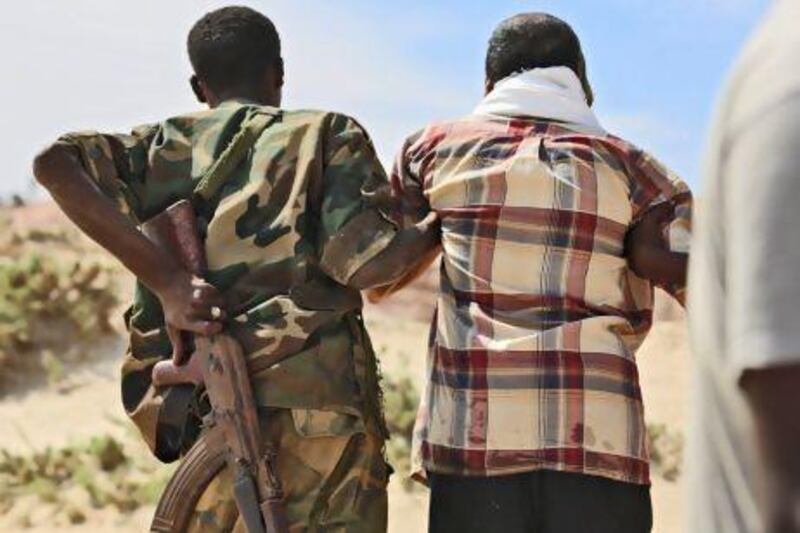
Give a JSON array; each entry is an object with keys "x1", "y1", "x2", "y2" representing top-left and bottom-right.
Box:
[
  {"x1": 486, "y1": 13, "x2": 592, "y2": 102},
  {"x1": 187, "y1": 6, "x2": 281, "y2": 93}
]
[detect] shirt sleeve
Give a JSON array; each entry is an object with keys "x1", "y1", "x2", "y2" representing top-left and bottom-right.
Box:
[
  {"x1": 389, "y1": 129, "x2": 433, "y2": 226},
  {"x1": 629, "y1": 148, "x2": 694, "y2": 303},
  {"x1": 58, "y1": 124, "x2": 158, "y2": 223},
  {"x1": 365, "y1": 131, "x2": 439, "y2": 301},
  {"x1": 317, "y1": 114, "x2": 398, "y2": 285},
  {"x1": 725, "y1": 97, "x2": 800, "y2": 372}
]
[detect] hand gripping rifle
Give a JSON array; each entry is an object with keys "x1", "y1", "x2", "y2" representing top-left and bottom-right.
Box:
[{"x1": 145, "y1": 111, "x2": 289, "y2": 533}]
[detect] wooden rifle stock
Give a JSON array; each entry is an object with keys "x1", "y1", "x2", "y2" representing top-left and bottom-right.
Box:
[{"x1": 143, "y1": 200, "x2": 289, "y2": 533}]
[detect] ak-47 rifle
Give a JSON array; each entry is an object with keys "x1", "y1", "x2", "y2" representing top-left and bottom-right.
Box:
[
  {"x1": 142, "y1": 109, "x2": 288, "y2": 533},
  {"x1": 144, "y1": 199, "x2": 289, "y2": 533}
]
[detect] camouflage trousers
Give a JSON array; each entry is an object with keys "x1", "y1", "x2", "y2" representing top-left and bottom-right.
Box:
[{"x1": 184, "y1": 407, "x2": 389, "y2": 532}]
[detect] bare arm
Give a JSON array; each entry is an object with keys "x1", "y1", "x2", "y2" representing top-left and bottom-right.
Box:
[
  {"x1": 627, "y1": 242, "x2": 687, "y2": 286},
  {"x1": 740, "y1": 365, "x2": 800, "y2": 533},
  {"x1": 626, "y1": 202, "x2": 688, "y2": 286},
  {"x1": 33, "y1": 142, "x2": 223, "y2": 340}
]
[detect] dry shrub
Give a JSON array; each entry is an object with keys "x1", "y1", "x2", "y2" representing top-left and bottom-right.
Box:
[
  {"x1": 648, "y1": 423, "x2": 684, "y2": 482},
  {"x1": 0, "y1": 253, "x2": 118, "y2": 387},
  {"x1": 0, "y1": 435, "x2": 174, "y2": 525},
  {"x1": 383, "y1": 374, "x2": 420, "y2": 489}
]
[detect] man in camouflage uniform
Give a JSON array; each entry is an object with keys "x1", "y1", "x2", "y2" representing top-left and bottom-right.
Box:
[{"x1": 33, "y1": 6, "x2": 437, "y2": 532}]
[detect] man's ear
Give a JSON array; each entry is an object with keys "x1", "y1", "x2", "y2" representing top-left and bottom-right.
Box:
[
  {"x1": 190, "y1": 75, "x2": 207, "y2": 104},
  {"x1": 275, "y1": 57, "x2": 285, "y2": 89}
]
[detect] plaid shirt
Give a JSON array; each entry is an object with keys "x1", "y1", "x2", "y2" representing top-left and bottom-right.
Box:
[{"x1": 392, "y1": 116, "x2": 692, "y2": 485}]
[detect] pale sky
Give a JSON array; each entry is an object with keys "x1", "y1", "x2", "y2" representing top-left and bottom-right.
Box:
[{"x1": 0, "y1": 0, "x2": 771, "y2": 198}]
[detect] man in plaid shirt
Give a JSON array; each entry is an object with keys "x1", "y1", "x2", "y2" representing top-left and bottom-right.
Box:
[{"x1": 378, "y1": 13, "x2": 692, "y2": 533}]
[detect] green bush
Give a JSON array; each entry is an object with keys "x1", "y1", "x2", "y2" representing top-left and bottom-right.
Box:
[
  {"x1": 647, "y1": 423, "x2": 684, "y2": 482},
  {"x1": 0, "y1": 253, "x2": 118, "y2": 384},
  {"x1": 0, "y1": 435, "x2": 174, "y2": 522},
  {"x1": 382, "y1": 374, "x2": 420, "y2": 489}
]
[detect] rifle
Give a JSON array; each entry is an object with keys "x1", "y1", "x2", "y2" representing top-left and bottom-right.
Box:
[
  {"x1": 142, "y1": 107, "x2": 289, "y2": 533},
  {"x1": 143, "y1": 199, "x2": 289, "y2": 533}
]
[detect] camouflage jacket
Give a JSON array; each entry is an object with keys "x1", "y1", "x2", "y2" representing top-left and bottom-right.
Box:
[{"x1": 61, "y1": 100, "x2": 397, "y2": 458}]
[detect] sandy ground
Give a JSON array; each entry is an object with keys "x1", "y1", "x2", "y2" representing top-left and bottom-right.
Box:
[{"x1": 0, "y1": 204, "x2": 691, "y2": 532}]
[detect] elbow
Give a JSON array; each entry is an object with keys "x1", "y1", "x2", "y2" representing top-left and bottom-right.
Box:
[
  {"x1": 32, "y1": 142, "x2": 76, "y2": 190},
  {"x1": 349, "y1": 261, "x2": 403, "y2": 291},
  {"x1": 625, "y1": 249, "x2": 647, "y2": 279}
]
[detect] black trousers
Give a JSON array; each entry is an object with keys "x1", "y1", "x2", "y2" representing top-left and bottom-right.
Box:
[{"x1": 428, "y1": 470, "x2": 652, "y2": 533}]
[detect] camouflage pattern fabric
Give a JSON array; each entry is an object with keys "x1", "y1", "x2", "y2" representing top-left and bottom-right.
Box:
[
  {"x1": 59, "y1": 100, "x2": 396, "y2": 458},
  {"x1": 186, "y1": 408, "x2": 388, "y2": 532}
]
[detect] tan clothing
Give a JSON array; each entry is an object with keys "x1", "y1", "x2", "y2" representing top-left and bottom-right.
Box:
[
  {"x1": 688, "y1": 1, "x2": 800, "y2": 530},
  {"x1": 392, "y1": 111, "x2": 691, "y2": 484}
]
